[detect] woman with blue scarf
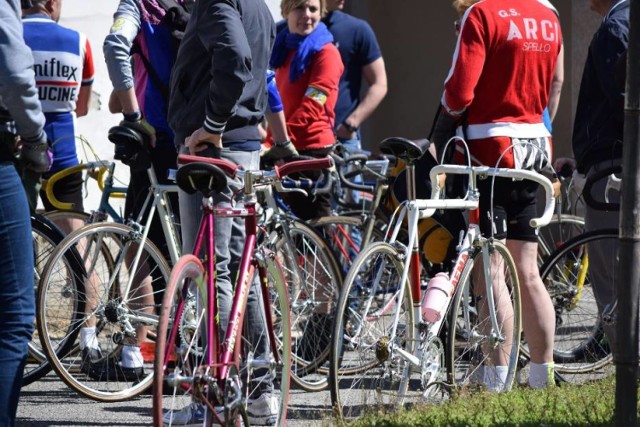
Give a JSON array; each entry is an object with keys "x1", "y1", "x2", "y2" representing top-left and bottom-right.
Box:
[{"x1": 266, "y1": 0, "x2": 343, "y2": 221}]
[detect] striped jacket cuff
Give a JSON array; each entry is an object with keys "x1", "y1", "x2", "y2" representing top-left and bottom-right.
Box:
[{"x1": 204, "y1": 116, "x2": 226, "y2": 134}]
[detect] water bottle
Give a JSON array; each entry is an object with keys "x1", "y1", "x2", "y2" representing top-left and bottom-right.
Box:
[{"x1": 422, "y1": 272, "x2": 454, "y2": 323}]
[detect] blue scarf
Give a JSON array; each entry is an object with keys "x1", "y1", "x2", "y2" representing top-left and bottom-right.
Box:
[{"x1": 270, "y1": 22, "x2": 334, "y2": 82}]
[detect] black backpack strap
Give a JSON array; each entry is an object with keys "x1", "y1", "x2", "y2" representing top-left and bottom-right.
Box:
[{"x1": 155, "y1": 0, "x2": 190, "y2": 38}]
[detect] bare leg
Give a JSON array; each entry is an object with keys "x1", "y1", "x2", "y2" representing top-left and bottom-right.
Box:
[{"x1": 507, "y1": 239, "x2": 555, "y2": 364}]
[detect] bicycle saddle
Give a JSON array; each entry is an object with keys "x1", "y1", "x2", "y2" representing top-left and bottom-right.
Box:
[
  {"x1": 379, "y1": 137, "x2": 431, "y2": 162},
  {"x1": 175, "y1": 161, "x2": 228, "y2": 195},
  {"x1": 108, "y1": 125, "x2": 151, "y2": 171}
]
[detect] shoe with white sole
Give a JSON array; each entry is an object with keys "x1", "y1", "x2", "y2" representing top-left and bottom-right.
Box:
[
  {"x1": 247, "y1": 393, "x2": 278, "y2": 426},
  {"x1": 162, "y1": 402, "x2": 205, "y2": 426}
]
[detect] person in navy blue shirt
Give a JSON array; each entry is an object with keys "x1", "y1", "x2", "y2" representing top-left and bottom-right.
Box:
[
  {"x1": 322, "y1": 0, "x2": 386, "y2": 153},
  {"x1": 555, "y1": 0, "x2": 629, "y2": 357}
]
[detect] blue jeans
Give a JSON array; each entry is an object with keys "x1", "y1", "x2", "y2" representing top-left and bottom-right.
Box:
[
  {"x1": 177, "y1": 145, "x2": 272, "y2": 392},
  {"x1": 339, "y1": 138, "x2": 363, "y2": 206},
  {"x1": 0, "y1": 162, "x2": 35, "y2": 426},
  {"x1": 338, "y1": 138, "x2": 364, "y2": 257}
]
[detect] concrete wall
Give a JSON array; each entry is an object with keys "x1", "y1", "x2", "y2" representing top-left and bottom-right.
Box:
[{"x1": 345, "y1": 0, "x2": 603, "y2": 160}]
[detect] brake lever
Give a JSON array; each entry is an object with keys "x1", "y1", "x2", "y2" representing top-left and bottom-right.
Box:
[{"x1": 274, "y1": 180, "x2": 308, "y2": 196}]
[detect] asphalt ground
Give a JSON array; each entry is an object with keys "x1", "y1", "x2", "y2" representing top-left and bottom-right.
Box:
[{"x1": 17, "y1": 372, "x2": 334, "y2": 426}]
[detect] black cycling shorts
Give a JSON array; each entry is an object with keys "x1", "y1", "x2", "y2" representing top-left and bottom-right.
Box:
[
  {"x1": 40, "y1": 170, "x2": 85, "y2": 212},
  {"x1": 477, "y1": 176, "x2": 539, "y2": 242}
]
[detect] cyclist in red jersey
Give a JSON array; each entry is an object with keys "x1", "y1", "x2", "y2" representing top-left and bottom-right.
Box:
[{"x1": 431, "y1": 0, "x2": 562, "y2": 390}]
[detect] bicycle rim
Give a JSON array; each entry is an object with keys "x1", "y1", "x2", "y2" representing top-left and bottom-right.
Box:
[
  {"x1": 153, "y1": 255, "x2": 208, "y2": 426},
  {"x1": 155, "y1": 252, "x2": 292, "y2": 427},
  {"x1": 24, "y1": 214, "x2": 67, "y2": 386},
  {"x1": 538, "y1": 229, "x2": 616, "y2": 378},
  {"x1": 446, "y1": 241, "x2": 521, "y2": 392},
  {"x1": 38, "y1": 222, "x2": 170, "y2": 401},
  {"x1": 241, "y1": 249, "x2": 291, "y2": 427},
  {"x1": 330, "y1": 242, "x2": 414, "y2": 421},
  {"x1": 274, "y1": 219, "x2": 341, "y2": 392},
  {"x1": 537, "y1": 214, "x2": 584, "y2": 265}
]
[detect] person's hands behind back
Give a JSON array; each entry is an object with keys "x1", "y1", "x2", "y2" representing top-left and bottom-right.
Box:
[
  {"x1": 20, "y1": 131, "x2": 51, "y2": 174},
  {"x1": 262, "y1": 140, "x2": 299, "y2": 160}
]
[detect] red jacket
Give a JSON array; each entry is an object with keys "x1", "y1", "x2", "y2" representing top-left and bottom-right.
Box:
[
  {"x1": 272, "y1": 43, "x2": 343, "y2": 151},
  {"x1": 443, "y1": 0, "x2": 561, "y2": 167}
]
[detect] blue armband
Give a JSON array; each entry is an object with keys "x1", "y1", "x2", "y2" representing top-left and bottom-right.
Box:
[{"x1": 266, "y1": 70, "x2": 283, "y2": 114}]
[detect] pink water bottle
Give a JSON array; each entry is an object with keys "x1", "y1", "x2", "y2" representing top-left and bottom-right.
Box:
[{"x1": 422, "y1": 272, "x2": 454, "y2": 323}]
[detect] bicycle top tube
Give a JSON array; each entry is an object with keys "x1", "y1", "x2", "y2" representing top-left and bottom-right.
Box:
[{"x1": 422, "y1": 164, "x2": 556, "y2": 228}]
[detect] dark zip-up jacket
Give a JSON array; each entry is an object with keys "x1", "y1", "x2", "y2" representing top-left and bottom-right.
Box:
[
  {"x1": 0, "y1": 0, "x2": 45, "y2": 140},
  {"x1": 572, "y1": 0, "x2": 629, "y2": 172},
  {"x1": 168, "y1": 0, "x2": 275, "y2": 148}
]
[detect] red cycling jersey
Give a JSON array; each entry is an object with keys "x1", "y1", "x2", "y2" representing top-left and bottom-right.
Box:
[{"x1": 442, "y1": 0, "x2": 561, "y2": 168}]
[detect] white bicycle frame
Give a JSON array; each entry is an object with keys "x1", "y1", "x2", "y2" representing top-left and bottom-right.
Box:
[
  {"x1": 381, "y1": 164, "x2": 556, "y2": 370},
  {"x1": 98, "y1": 165, "x2": 181, "y2": 313}
]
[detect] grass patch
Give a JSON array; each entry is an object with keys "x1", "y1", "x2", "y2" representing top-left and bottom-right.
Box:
[{"x1": 347, "y1": 376, "x2": 639, "y2": 426}]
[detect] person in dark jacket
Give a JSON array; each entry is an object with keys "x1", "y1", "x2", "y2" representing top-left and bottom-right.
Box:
[
  {"x1": 0, "y1": 0, "x2": 50, "y2": 423},
  {"x1": 554, "y1": 0, "x2": 629, "y2": 356},
  {"x1": 164, "y1": 0, "x2": 279, "y2": 425}
]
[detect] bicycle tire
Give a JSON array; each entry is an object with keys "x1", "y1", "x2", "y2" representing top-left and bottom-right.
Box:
[
  {"x1": 329, "y1": 242, "x2": 414, "y2": 421},
  {"x1": 518, "y1": 214, "x2": 586, "y2": 378},
  {"x1": 153, "y1": 253, "x2": 292, "y2": 427},
  {"x1": 446, "y1": 240, "x2": 521, "y2": 392},
  {"x1": 537, "y1": 214, "x2": 584, "y2": 265},
  {"x1": 23, "y1": 214, "x2": 69, "y2": 386},
  {"x1": 538, "y1": 229, "x2": 616, "y2": 377},
  {"x1": 42, "y1": 210, "x2": 93, "y2": 227},
  {"x1": 243, "y1": 246, "x2": 291, "y2": 427},
  {"x1": 273, "y1": 218, "x2": 342, "y2": 392},
  {"x1": 38, "y1": 222, "x2": 171, "y2": 401},
  {"x1": 152, "y1": 255, "x2": 204, "y2": 426}
]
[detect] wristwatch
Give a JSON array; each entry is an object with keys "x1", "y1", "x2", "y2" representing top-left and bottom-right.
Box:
[{"x1": 342, "y1": 121, "x2": 357, "y2": 133}]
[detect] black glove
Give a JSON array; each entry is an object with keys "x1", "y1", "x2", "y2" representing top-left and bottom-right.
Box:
[
  {"x1": 120, "y1": 111, "x2": 155, "y2": 146},
  {"x1": 263, "y1": 140, "x2": 299, "y2": 160},
  {"x1": 428, "y1": 104, "x2": 462, "y2": 164},
  {"x1": 20, "y1": 132, "x2": 52, "y2": 174}
]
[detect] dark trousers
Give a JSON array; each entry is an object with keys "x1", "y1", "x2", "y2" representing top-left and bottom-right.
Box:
[{"x1": 0, "y1": 162, "x2": 35, "y2": 426}]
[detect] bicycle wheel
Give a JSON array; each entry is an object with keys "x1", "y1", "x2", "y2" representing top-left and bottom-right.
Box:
[
  {"x1": 537, "y1": 214, "x2": 584, "y2": 265},
  {"x1": 154, "y1": 253, "x2": 291, "y2": 427},
  {"x1": 538, "y1": 229, "x2": 616, "y2": 379},
  {"x1": 446, "y1": 240, "x2": 521, "y2": 392},
  {"x1": 24, "y1": 214, "x2": 68, "y2": 386},
  {"x1": 38, "y1": 222, "x2": 171, "y2": 401},
  {"x1": 274, "y1": 218, "x2": 341, "y2": 392},
  {"x1": 241, "y1": 246, "x2": 291, "y2": 427},
  {"x1": 329, "y1": 242, "x2": 414, "y2": 421},
  {"x1": 42, "y1": 209, "x2": 93, "y2": 227}
]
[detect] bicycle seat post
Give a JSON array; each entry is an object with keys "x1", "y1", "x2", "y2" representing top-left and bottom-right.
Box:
[{"x1": 405, "y1": 159, "x2": 417, "y2": 203}]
